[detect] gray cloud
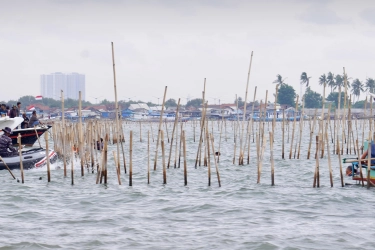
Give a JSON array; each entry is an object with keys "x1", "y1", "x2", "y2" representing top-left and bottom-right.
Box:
[
  {"x1": 360, "y1": 8, "x2": 375, "y2": 25},
  {"x1": 299, "y1": 5, "x2": 349, "y2": 25}
]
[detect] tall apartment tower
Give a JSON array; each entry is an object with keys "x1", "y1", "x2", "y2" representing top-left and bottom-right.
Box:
[{"x1": 40, "y1": 72, "x2": 86, "y2": 100}]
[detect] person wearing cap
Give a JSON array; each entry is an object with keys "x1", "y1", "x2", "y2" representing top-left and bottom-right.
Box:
[
  {"x1": 0, "y1": 127, "x2": 18, "y2": 157},
  {"x1": 21, "y1": 113, "x2": 29, "y2": 128},
  {"x1": 9, "y1": 105, "x2": 17, "y2": 118}
]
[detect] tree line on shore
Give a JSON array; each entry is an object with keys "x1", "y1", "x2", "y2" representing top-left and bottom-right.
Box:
[{"x1": 3, "y1": 72, "x2": 373, "y2": 112}]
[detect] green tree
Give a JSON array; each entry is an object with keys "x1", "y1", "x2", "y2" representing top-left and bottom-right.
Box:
[
  {"x1": 165, "y1": 98, "x2": 177, "y2": 108},
  {"x1": 304, "y1": 87, "x2": 322, "y2": 108},
  {"x1": 327, "y1": 72, "x2": 335, "y2": 93},
  {"x1": 186, "y1": 98, "x2": 203, "y2": 109},
  {"x1": 352, "y1": 100, "x2": 366, "y2": 108},
  {"x1": 351, "y1": 79, "x2": 364, "y2": 102},
  {"x1": 326, "y1": 92, "x2": 348, "y2": 108},
  {"x1": 273, "y1": 74, "x2": 287, "y2": 85},
  {"x1": 277, "y1": 84, "x2": 296, "y2": 107},
  {"x1": 365, "y1": 78, "x2": 375, "y2": 93},
  {"x1": 300, "y1": 72, "x2": 311, "y2": 87},
  {"x1": 234, "y1": 96, "x2": 244, "y2": 107}
]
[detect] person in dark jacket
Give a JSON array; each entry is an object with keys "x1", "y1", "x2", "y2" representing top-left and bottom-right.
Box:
[
  {"x1": 21, "y1": 113, "x2": 29, "y2": 128},
  {"x1": 16, "y1": 102, "x2": 21, "y2": 117},
  {"x1": 9, "y1": 105, "x2": 17, "y2": 118},
  {"x1": 29, "y1": 110, "x2": 43, "y2": 127},
  {"x1": 0, "y1": 127, "x2": 18, "y2": 157}
]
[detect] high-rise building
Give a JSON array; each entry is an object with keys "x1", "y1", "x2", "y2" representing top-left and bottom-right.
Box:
[{"x1": 40, "y1": 72, "x2": 86, "y2": 100}]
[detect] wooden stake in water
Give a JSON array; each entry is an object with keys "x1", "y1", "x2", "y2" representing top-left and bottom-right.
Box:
[
  {"x1": 113, "y1": 151, "x2": 121, "y2": 185},
  {"x1": 289, "y1": 95, "x2": 299, "y2": 159},
  {"x1": 17, "y1": 133, "x2": 24, "y2": 183},
  {"x1": 153, "y1": 86, "x2": 168, "y2": 170},
  {"x1": 167, "y1": 98, "x2": 181, "y2": 168},
  {"x1": 61, "y1": 90, "x2": 67, "y2": 177},
  {"x1": 183, "y1": 130, "x2": 187, "y2": 186},
  {"x1": 45, "y1": 132, "x2": 51, "y2": 182},
  {"x1": 0, "y1": 156, "x2": 15, "y2": 180},
  {"x1": 111, "y1": 42, "x2": 122, "y2": 176},
  {"x1": 269, "y1": 131, "x2": 275, "y2": 186},
  {"x1": 148, "y1": 130, "x2": 150, "y2": 184},
  {"x1": 129, "y1": 130, "x2": 133, "y2": 186},
  {"x1": 161, "y1": 130, "x2": 166, "y2": 184},
  {"x1": 210, "y1": 133, "x2": 221, "y2": 187}
]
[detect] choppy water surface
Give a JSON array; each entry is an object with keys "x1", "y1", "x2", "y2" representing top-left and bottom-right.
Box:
[{"x1": 1, "y1": 121, "x2": 374, "y2": 250}]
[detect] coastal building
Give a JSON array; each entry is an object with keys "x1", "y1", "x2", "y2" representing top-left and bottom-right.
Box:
[{"x1": 40, "y1": 72, "x2": 85, "y2": 101}]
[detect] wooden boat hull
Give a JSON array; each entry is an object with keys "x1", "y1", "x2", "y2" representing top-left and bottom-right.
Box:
[{"x1": 10, "y1": 126, "x2": 51, "y2": 146}]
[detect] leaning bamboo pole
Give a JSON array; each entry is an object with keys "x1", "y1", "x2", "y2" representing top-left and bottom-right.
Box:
[
  {"x1": 194, "y1": 102, "x2": 208, "y2": 168},
  {"x1": 307, "y1": 109, "x2": 317, "y2": 159},
  {"x1": 45, "y1": 132, "x2": 51, "y2": 182},
  {"x1": 111, "y1": 42, "x2": 121, "y2": 176},
  {"x1": 61, "y1": 90, "x2": 67, "y2": 177},
  {"x1": 239, "y1": 52, "x2": 253, "y2": 165},
  {"x1": 167, "y1": 98, "x2": 180, "y2": 168},
  {"x1": 17, "y1": 134, "x2": 24, "y2": 183},
  {"x1": 153, "y1": 86, "x2": 168, "y2": 170},
  {"x1": 289, "y1": 95, "x2": 299, "y2": 159}
]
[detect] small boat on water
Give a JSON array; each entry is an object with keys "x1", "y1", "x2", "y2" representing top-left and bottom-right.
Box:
[
  {"x1": 0, "y1": 147, "x2": 57, "y2": 170},
  {"x1": 0, "y1": 116, "x2": 51, "y2": 146},
  {"x1": 344, "y1": 140, "x2": 375, "y2": 185}
]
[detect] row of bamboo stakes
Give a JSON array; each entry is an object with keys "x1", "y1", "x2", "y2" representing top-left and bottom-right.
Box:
[{"x1": 5, "y1": 47, "x2": 374, "y2": 189}]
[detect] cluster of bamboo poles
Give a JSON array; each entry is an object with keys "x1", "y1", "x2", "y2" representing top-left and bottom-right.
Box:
[{"x1": 8, "y1": 46, "x2": 375, "y2": 190}]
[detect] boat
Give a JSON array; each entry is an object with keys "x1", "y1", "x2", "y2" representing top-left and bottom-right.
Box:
[
  {"x1": 0, "y1": 116, "x2": 51, "y2": 146},
  {"x1": 0, "y1": 147, "x2": 58, "y2": 170},
  {"x1": 11, "y1": 125, "x2": 52, "y2": 146},
  {"x1": 344, "y1": 140, "x2": 375, "y2": 185}
]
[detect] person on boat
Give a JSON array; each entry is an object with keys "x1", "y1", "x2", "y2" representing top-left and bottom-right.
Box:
[
  {"x1": 360, "y1": 141, "x2": 375, "y2": 165},
  {"x1": 0, "y1": 104, "x2": 7, "y2": 116},
  {"x1": 29, "y1": 110, "x2": 43, "y2": 127},
  {"x1": 0, "y1": 127, "x2": 18, "y2": 157},
  {"x1": 21, "y1": 113, "x2": 29, "y2": 128},
  {"x1": 9, "y1": 105, "x2": 17, "y2": 118},
  {"x1": 6, "y1": 105, "x2": 10, "y2": 116},
  {"x1": 346, "y1": 166, "x2": 358, "y2": 176},
  {"x1": 16, "y1": 102, "x2": 21, "y2": 117}
]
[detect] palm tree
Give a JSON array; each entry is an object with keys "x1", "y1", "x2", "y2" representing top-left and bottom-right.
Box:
[
  {"x1": 273, "y1": 74, "x2": 287, "y2": 85},
  {"x1": 327, "y1": 72, "x2": 335, "y2": 93},
  {"x1": 319, "y1": 74, "x2": 327, "y2": 86},
  {"x1": 351, "y1": 79, "x2": 364, "y2": 102},
  {"x1": 300, "y1": 72, "x2": 311, "y2": 87},
  {"x1": 365, "y1": 78, "x2": 375, "y2": 93},
  {"x1": 334, "y1": 74, "x2": 343, "y2": 91}
]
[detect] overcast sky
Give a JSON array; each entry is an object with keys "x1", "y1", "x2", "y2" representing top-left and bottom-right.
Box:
[{"x1": 1, "y1": 0, "x2": 375, "y2": 104}]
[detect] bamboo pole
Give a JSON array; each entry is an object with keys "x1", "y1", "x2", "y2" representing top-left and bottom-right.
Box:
[
  {"x1": 194, "y1": 102, "x2": 208, "y2": 168},
  {"x1": 45, "y1": 132, "x2": 51, "y2": 182},
  {"x1": 307, "y1": 109, "x2": 317, "y2": 159},
  {"x1": 161, "y1": 130, "x2": 166, "y2": 184},
  {"x1": 153, "y1": 86, "x2": 168, "y2": 170},
  {"x1": 313, "y1": 135, "x2": 320, "y2": 188},
  {"x1": 210, "y1": 133, "x2": 221, "y2": 187},
  {"x1": 269, "y1": 131, "x2": 275, "y2": 186},
  {"x1": 113, "y1": 151, "x2": 121, "y2": 185},
  {"x1": 167, "y1": 98, "x2": 180, "y2": 168},
  {"x1": 183, "y1": 130, "x2": 187, "y2": 186},
  {"x1": 239, "y1": 52, "x2": 253, "y2": 165},
  {"x1": 0, "y1": 156, "x2": 15, "y2": 180},
  {"x1": 17, "y1": 134, "x2": 24, "y2": 183},
  {"x1": 111, "y1": 42, "x2": 122, "y2": 177},
  {"x1": 147, "y1": 130, "x2": 150, "y2": 184},
  {"x1": 355, "y1": 139, "x2": 364, "y2": 187},
  {"x1": 129, "y1": 131, "x2": 133, "y2": 186},
  {"x1": 61, "y1": 90, "x2": 67, "y2": 177},
  {"x1": 78, "y1": 91, "x2": 84, "y2": 177},
  {"x1": 282, "y1": 109, "x2": 285, "y2": 159},
  {"x1": 289, "y1": 95, "x2": 299, "y2": 159}
]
